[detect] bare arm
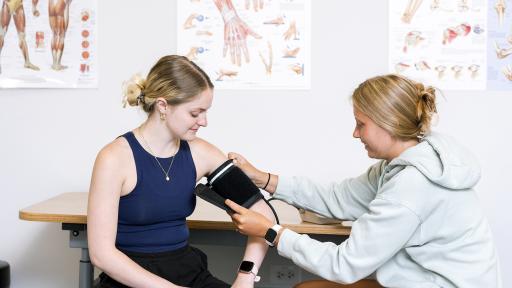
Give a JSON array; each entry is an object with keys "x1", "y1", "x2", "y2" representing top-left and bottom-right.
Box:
[
  {"x1": 87, "y1": 140, "x2": 185, "y2": 288},
  {"x1": 190, "y1": 138, "x2": 275, "y2": 286}
]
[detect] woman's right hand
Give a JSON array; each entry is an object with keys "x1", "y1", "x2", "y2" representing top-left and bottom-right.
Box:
[{"x1": 228, "y1": 152, "x2": 267, "y2": 188}]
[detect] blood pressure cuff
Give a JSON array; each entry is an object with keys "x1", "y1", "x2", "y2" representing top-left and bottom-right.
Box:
[{"x1": 195, "y1": 159, "x2": 263, "y2": 212}]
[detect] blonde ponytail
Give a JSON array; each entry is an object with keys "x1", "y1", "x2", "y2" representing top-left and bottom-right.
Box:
[{"x1": 415, "y1": 83, "x2": 437, "y2": 138}]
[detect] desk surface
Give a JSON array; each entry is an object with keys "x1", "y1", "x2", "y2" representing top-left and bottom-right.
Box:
[{"x1": 19, "y1": 192, "x2": 351, "y2": 236}]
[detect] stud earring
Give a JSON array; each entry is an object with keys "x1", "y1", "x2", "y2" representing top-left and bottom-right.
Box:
[{"x1": 160, "y1": 113, "x2": 166, "y2": 121}]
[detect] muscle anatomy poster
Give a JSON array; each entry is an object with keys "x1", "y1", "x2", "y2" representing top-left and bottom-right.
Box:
[
  {"x1": 0, "y1": 0, "x2": 97, "y2": 88},
  {"x1": 177, "y1": 0, "x2": 310, "y2": 90},
  {"x1": 389, "y1": 0, "x2": 488, "y2": 90}
]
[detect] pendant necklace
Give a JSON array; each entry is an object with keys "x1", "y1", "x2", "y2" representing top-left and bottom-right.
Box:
[{"x1": 139, "y1": 127, "x2": 180, "y2": 181}]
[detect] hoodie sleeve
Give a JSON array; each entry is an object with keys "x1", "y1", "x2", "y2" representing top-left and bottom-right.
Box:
[
  {"x1": 277, "y1": 196, "x2": 421, "y2": 283},
  {"x1": 273, "y1": 161, "x2": 385, "y2": 220}
]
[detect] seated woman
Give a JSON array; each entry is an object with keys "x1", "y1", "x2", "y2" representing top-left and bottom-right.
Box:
[{"x1": 87, "y1": 55, "x2": 274, "y2": 288}]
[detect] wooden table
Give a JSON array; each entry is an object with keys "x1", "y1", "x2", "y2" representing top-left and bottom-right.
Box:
[{"x1": 20, "y1": 192, "x2": 351, "y2": 287}]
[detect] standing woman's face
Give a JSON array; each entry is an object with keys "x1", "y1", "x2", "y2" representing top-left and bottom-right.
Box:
[{"x1": 352, "y1": 107, "x2": 397, "y2": 161}]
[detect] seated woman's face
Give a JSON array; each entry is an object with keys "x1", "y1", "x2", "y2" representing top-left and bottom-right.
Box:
[
  {"x1": 352, "y1": 108, "x2": 396, "y2": 161},
  {"x1": 166, "y1": 88, "x2": 214, "y2": 141}
]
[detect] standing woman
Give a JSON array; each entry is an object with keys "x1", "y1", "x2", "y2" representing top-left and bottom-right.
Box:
[
  {"x1": 226, "y1": 74, "x2": 501, "y2": 287},
  {"x1": 88, "y1": 55, "x2": 273, "y2": 288}
]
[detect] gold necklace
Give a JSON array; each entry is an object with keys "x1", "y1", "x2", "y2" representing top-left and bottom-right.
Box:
[{"x1": 139, "y1": 127, "x2": 180, "y2": 181}]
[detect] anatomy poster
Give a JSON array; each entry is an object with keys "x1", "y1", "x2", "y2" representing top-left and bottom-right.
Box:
[
  {"x1": 0, "y1": 0, "x2": 97, "y2": 88},
  {"x1": 177, "y1": 0, "x2": 311, "y2": 90},
  {"x1": 389, "y1": 0, "x2": 487, "y2": 90},
  {"x1": 487, "y1": 0, "x2": 512, "y2": 89}
]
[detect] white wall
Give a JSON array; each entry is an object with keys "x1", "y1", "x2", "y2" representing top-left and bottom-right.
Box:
[{"x1": 1, "y1": 1, "x2": 510, "y2": 287}]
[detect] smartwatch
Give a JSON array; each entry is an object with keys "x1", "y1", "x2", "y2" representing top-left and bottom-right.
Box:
[
  {"x1": 238, "y1": 260, "x2": 260, "y2": 282},
  {"x1": 264, "y1": 224, "x2": 283, "y2": 247}
]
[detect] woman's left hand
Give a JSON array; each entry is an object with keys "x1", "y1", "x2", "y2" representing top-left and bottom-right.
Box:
[{"x1": 225, "y1": 199, "x2": 273, "y2": 238}]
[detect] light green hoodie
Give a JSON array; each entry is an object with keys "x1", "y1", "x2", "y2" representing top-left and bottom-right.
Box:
[{"x1": 274, "y1": 132, "x2": 501, "y2": 287}]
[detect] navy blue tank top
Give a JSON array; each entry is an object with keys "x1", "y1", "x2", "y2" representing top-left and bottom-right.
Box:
[{"x1": 116, "y1": 131, "x2": 197, "y2": 253}]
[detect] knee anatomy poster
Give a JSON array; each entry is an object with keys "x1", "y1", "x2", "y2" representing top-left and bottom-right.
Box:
[
  {"x1": 0, "y1": 0, "x2": 97, "y2": 88},
  {"x1": 177, "y1": 0, "x2": 311, "y2": 90},
  {"x1": 390, "y1": 0, "x2": 512, "y2": 91}
]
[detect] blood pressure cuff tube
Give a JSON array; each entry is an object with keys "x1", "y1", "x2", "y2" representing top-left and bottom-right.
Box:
[{"x1": 196, "y1": 159, "x2": 263, "y2": 211}]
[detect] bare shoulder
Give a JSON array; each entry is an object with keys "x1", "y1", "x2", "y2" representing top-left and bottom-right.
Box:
[
  {"x1": 188, "y1": 137, "x2": 227, "y2": 178},
  {"x1": 94, "y1": 137, "x2": 132, "y2": 170},
  {"x1": 89, "y1": 136, "x2": 134, "y2": 200}
]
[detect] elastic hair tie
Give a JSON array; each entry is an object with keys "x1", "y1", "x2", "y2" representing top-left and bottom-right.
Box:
[{"x1": 137, "y1": 91, "x2": 145, "y2": 104}]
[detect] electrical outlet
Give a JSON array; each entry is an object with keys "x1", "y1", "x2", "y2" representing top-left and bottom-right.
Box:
[{"x1": 269, "y1": 264, "x2": 301, "y2": 285}]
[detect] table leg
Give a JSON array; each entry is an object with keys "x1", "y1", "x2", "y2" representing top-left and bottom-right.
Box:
[
  {"x1": 64, "y1": 224, "x2": 94, "y2": 288},
  {"x1": 78, "y1": 247, "x2": 93, "y2": 288}
]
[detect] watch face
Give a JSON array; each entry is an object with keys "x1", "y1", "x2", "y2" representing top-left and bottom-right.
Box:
[
  {"x1": 239, "y1": 260, "x2": 254, "y2": 272},
  {"x1": 265, "y1": 228, "x2": 278, "y2": 243}
]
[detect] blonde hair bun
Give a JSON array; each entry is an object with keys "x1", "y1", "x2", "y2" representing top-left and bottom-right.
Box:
[{"x1": 122, "y1": 74, "x2": 146, "y2": 108}]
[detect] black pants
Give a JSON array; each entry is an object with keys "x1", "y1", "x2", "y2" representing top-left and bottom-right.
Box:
[{"x1": 97, "y1": 245, "x2": 230, "y2": 288}]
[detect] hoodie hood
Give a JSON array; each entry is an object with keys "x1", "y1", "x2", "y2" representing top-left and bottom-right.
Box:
[{"x1": 389, "y1": 132, "x2": 481, "y2": 190}]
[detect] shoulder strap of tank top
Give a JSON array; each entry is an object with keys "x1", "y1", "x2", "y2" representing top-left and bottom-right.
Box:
[{"x1": 119, "y1": 131, "x2": 143, "y2": 182}]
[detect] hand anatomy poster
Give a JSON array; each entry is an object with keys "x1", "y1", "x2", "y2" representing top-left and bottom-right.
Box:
[
  {"x1": 0, "y1": 0, "x2": 97, "y2": 88},
  {"x1": 177, "y1": 0, "x2": 311, "y2": 90},
  {"x1": 389, "y1": 0, "x2": 488, "y2": 90}
]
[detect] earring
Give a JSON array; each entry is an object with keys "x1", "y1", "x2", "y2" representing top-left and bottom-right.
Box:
[{"x1": 160, "y1": 113, "x2": 166, "y2": 121}]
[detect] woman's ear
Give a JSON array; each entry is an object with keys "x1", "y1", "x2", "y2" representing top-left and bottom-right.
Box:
[{"x1": 155, "y1": 97, "x2": 168, "y2": 114}]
